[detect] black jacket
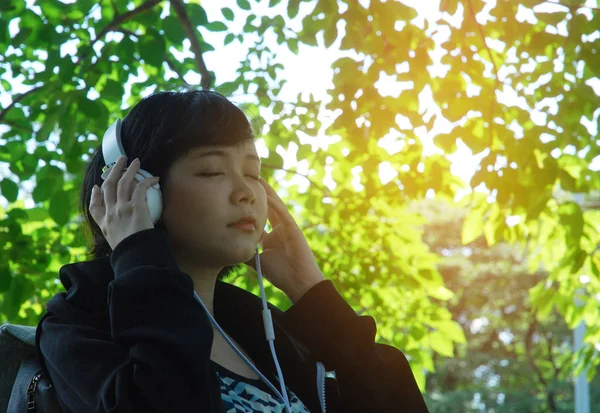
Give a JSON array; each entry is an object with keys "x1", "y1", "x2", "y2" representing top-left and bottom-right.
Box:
[{"x1": 35, "y1": 228, "x2": 430, "y2": 412}]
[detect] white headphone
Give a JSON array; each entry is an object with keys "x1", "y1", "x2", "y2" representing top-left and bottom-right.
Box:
[{"x1": 100, "y1": 118, "x2": 294, "y2": 412}]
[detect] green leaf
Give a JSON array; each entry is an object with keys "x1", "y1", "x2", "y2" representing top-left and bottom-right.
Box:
[
  {"x1": 26, "y1": 207, "x2": 49, "y2": 222},
  {"x1": 215, "y1": 81, "x2": 239, "y2": 95},
  {"x1": 189, "y1": 4, "x2": 209, "y2": 25},
  {"x1": 204, "y1": 21, "x2": 228, "y2": 32},
  {"x1": 224, "y1": 33, "x2": 235, "y2": 45},
  {"x1": 32, "y1": 178, "x2": 60, "y2": 203},
  {"x1": 49, "y1": 190, "x2": 72, "y2": 225},
  {"x1": 558, "y1": 201, "x2": 583, "y2": 245},
  {"x1": 39, "y1": 0, "x2": 64, "y2": 20},
  {"x1": 462, "y1": 205, "x2": 485, "y2": 244},
  {"x1": 323, "y1": 24, "x2": 338, "y2": 48},
  {"x1": 288, "y1": 38, "x2": 299, "y2": 54},
  {"x1": 222, "y1": 7, "x2": 234, "y2": 21},
  {"x1": 163, "y1": 15, "x2": 186, "y2": 43},
  {"x1": 138, "y1": 36, "x2": 166, "y2": 67},
  {"x1": 58, "y1": 114, "x2": 78, "y2": 155},
  {"x1": 79, "y1": 98, "x2": 104, "y2": 119},
  {"x1": 428, "y1": 331, "x2": 454, "y2": 357},
  {"x1": 0, "y1": 263, "x2": 11, "y2": 293},
  {"x1": 199, "y1": 39, "x2": 215, "y2": 52},
  {"x1": 1, "y1": 274, "x2": 35, "y2": 320},
  {"x1": 429, "y1": 320, "x2": 466, "y2": 344},
  {"x1": 0, "y1": 1, "x2": 17, "y2": 12},
  {"x1": 0, "y1": 18, "x2": 7, "y2": 44},
  {"x1": 237, "y1": 0, "x2": 251, "y2": 11},
  {"x1": 101, "y1": 79, "x2": 124, "y2": 101},
  {"x1": 5, "y1": 141, "x2": 26, "y2": 161},
  {"x1": 287, "y1": 0, "x2": 300, "y2": 18},
  {"x1": 264, "y1": 150, "x2": 284, "y2": 169},
  {"x1": 428, "y1": 286, "x2": 454, "y2": 301},
  {"x1": 1, "y1": 78, "x2": 11, "y2": 92},
  {"x1": 412, "y1": 367, "x2": 426, "y2": 393},
  {"x1": 58, "y1": 60, "x2": 75, "y2": 83},
  {"x1": 0, "y1": 178, "x2": 19, "y2": 202},
  {"x1": 269, "y1": 0, "x2": 282, "y2": 6},
  {"x1": 36, "y1": 108, "x2": 60, "y2": 142}
]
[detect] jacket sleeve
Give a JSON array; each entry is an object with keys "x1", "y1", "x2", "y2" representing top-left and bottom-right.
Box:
[
  {"x1": 280, "y1": 280, "x2": 430, "y2": 413},
  {"x1": 36, "y1": 228, "x2": 215, "y2": 413}
]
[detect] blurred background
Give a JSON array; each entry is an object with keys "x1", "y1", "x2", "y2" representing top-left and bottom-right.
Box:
[{"x1": 1, "y1": 0, "x2": 599, "y2": 411}]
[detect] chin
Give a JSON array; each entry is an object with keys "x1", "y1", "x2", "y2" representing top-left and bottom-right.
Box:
[{"x1": 225, "y1": 243, "x2": 257, "y2": 263}]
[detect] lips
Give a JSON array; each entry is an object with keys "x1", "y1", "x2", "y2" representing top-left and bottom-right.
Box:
[{"x1": 228, "y1": 216, "x2": 257, "y2": 227}]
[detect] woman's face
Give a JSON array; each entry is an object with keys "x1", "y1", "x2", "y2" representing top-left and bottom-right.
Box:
[{"x1": 160, "y1": 140, "x2": 267, "y2": 269}]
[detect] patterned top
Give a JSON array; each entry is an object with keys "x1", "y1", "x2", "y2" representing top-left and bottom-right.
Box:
[{"x1": 213, "y1": 361, "x2": 312, "y2": 412}]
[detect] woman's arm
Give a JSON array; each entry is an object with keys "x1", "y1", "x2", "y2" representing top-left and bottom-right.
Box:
[
  {"x1": 36, "y1": 229, "x2": 216, "y2": 413},
  {"x1": 281, "y1": 280, "x2": 430, "y2": 413}
]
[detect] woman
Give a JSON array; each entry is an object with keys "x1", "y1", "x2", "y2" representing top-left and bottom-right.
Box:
[{"x1": 35, "y1": 90, "x2": 429, "y2": 412}]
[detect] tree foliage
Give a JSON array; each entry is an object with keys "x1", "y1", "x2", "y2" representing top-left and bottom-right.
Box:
[
  {"x1": 0, "y1": 0, "x2": 599, "y2": 392},
  {"x1": 419, "y1": 198, "x2": 600, "y2": 412}
]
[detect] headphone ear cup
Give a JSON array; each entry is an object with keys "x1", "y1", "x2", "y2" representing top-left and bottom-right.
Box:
[
  {"x1": 135, "y1": 169, "x2": 163, "y2": 225},
  {"x1": 147, "y1": 186, "x2": 163, "y2": 224}
]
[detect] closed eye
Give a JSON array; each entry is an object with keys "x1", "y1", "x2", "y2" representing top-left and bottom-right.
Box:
[{"x1": 197, "y1": 173, "x2": 260, "y2": 180}]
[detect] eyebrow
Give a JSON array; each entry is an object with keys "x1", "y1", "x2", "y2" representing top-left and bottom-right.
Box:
[{"x1": 192, "y1": 150, "x2": 261, "y2": 164}]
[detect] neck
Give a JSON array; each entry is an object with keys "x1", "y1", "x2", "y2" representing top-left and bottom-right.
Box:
[
  {"x1": 174, "y1": 254, "x2": 221, "y2": 319},
  {"x1": 191, "y1": 274, "x2": 218, "y2": 318}
]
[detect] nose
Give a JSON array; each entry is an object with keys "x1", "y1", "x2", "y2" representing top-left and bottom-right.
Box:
[{"x1": 230, "y1": 174, "x2": 256, "y2": 205}]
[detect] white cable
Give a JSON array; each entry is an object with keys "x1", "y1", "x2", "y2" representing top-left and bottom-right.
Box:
[
  {"x1": 256, "y1": 247, "x2": 293, "y2": 413},
  {"x1": 191, "y1": 246, "x2": 292, "y2": 413}
]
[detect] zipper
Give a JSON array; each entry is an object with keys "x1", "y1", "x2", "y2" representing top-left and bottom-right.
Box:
[
  {"x1": 316, "y1": 361, "x2": 326, "y2": 413},
  {"x1": 26, "y1": 370, "x2": 43, "y2": 411}
]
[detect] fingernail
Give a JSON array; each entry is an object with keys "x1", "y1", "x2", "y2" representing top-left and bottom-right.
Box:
[{"x1": 132, "y1": 157, "x2": 139, "y2": 164}]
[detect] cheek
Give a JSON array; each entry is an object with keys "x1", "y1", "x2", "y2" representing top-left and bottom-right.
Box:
[
  {"x1": 163, "y1": 181, "x2": 213, "y2": 221},
  {"x1": 258, "y1": 189, "x2": 269, "y2": 227}
]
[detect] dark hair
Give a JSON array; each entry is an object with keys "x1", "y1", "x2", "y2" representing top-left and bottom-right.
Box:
[{"x1": 78, "y1": 90, "x2": 256, "y2": 281}]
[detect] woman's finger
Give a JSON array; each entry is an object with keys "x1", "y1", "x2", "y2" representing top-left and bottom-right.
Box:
[
  {"x1": 101, "y1": 155, "x2": 127, "y2": 206},
  {"x1": 265, "y1": 197, "x2": 281, "y2": 227},
  {"x1": 117, "y1": 158, "x2": 140, "y2": 202},
  {"x1": 89, "y1": 184, "x2": 105, "y2": 221},
  {"x1": 264, "y1": 191, "x2": 294, "y2": 227},
  {"x1": 259, "y1": 229, "x2": 268, "y2": 245},
  {"x1": 132, "y1": 176, "x2": 160, "y2": 205}
]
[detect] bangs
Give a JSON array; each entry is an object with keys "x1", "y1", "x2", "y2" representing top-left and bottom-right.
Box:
[{"x1": 163, "y1": 91, "x2": 255, "y2": 157}]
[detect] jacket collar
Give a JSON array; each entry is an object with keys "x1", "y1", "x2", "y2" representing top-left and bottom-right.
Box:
[
  {"x1": 58, "y1": 255, "x2": 314, "y2": 373},
  {"x1": 55, "y1": 255, "x2": 323, "y2": 412}
]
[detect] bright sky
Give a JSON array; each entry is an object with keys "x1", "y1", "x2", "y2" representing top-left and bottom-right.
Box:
[{"x1": 1, "y1": 0, "x2": 599, "y2": 211}]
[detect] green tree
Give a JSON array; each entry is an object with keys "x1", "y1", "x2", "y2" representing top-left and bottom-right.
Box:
[
  {"x1": 1, "y1": 0, "x2": 599, "y2": 392},
  {"x1": 419, "y1": 198, "x2": 600, "y2": 412}
]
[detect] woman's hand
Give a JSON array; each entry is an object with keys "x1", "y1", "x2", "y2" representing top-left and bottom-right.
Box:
[
  {"x1": 89, "y1": 155, "x2": 160, "y2": 251},
  {"x1": 244, "y1": 178, "x2": 325, "y2": 304}
]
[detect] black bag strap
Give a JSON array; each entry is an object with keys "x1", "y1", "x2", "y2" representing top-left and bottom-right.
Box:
[
  {"x1": 8, "y1": 352, "x2": 63, "y2": 413},
  {"x1": 8, "y1": 353, "x2": 45, "y2": 412}
]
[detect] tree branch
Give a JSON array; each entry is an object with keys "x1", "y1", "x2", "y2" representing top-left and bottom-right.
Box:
[
  {"x1": 0, "y1": 2, "x2": 162, "y2": 124},
  {"x1": 166, "y1": 56, "x2": 192, "y2": 88},
  {"x1": 261, "y1": 163, "x2": 334, "y2": 197},
  {"x1": 170, "y1": 0, "x2": 214, "y2": 90},
  {"x1": 112, "y1": 27, "x2": 190, "y2": 88},
  {"x1": 525, "y1": 314, "x2": 559, "y2": 412},
  {"x1": 75, "y1": 0, "x2": 162, "y2": 67},
  {"x1": 466, "y1": 0, "x2": 500, "y2": 148},
  {"x1": 116, "y1": 28, "x2": 137, "y2": 38},
  {"x1": 0, "y1": 120, "x2": 34, "y2": 134},
  {"x1": 0, "y1": 85, "x2": 45, "y2": 124},
  {"x1": 547, "y1": 0, "x2": 600, "y2": 11}
]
